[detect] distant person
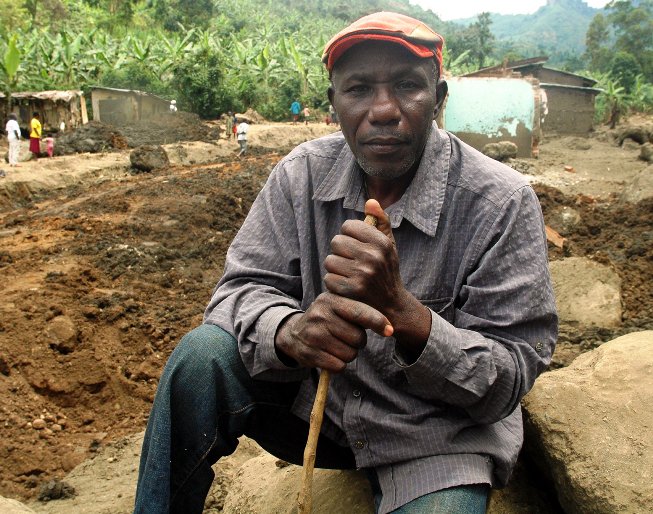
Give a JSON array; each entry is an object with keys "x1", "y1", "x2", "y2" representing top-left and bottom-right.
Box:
[
  {"x1": 169, "y1": 100, "x2": 178, "y2": 113},
  {"x1": 236, "y1": 119, "x2": 249, "y2": 157},
  {"x1": 5, "y1": 113, "x2": 21, "y2": 167},
  {"x1": 59, "y1": 121, "x2": 66, "y2": 133},
  {"x1": 225, "y1": 112, "x2": 233, "y2": 141},
  {"x1": 232, "y1": 113, "x2": 238, "y2": 140},
  {"x1": 290, "y1": 99, "x2": 301, "y2": 124},
  {"x1": 29, "y1": 112, "x2": 41, "y2": 160},
  {"x1": 303, "y1": 106, "x2": 311, "y2": 125},
  {"x1": 44, "y1": 136, "x2": 54, "y2": 158}
]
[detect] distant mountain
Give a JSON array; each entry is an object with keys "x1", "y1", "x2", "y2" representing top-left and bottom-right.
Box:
[{"x1": 451, "y1": 0, "x2": 601, "y2": 62}]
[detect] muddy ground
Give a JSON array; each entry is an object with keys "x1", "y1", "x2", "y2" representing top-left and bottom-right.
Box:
[{"x1": 0, "y1": 118, "x2": 651, "y2": 504}]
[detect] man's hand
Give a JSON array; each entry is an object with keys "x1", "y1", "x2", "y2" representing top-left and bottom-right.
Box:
[
  {"x1": 275, "y1": 293, "x2": 393, "y2": 372},
  {"x1": 324, "y1": 199, "x2": 432, "y2": 360},
  {"x1": 324, "y1": 199, "x2": 409, "y2": 327}
]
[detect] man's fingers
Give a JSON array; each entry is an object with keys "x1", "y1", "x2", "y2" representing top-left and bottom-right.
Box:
[
  {"x1": 330, "y1": 295, "x2": 394, "y2": 337},
  {"x1": 337, "y1": 201, "x2": 395, "y2": 250}
]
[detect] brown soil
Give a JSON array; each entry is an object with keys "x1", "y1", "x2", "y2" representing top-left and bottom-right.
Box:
[
  {"x1": 54, "y1": 112, "x2": 220, "y2": 156},
  {"x1": 0, "y1": 120, "x2": 651, "y2": 502}
]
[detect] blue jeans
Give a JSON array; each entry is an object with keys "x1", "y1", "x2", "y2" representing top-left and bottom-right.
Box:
[{"x1": 133, "y1": 324, "x2": 488, "y2": 513}]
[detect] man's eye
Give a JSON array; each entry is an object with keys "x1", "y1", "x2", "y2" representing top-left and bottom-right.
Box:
[
  {"x1": 346, "y1": 85, "x2": 369, "y2": 94},
  {"x1": 397, "y1": 81, "x2": 418, "y2": 90}
]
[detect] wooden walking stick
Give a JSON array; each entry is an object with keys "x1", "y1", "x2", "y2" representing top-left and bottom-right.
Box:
[{"x1": 298, "y1": 214, "x2": 378, "y2": 514}]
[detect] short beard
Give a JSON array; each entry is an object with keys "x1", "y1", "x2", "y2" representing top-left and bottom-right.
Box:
[{"x1": 357, "y1": 154, "x2": 415, "y2": 180}]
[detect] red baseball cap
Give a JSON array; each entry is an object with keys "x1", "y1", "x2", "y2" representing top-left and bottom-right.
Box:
[{"x1": 322, "y1": 12, "x2": 444, "y2": 74}]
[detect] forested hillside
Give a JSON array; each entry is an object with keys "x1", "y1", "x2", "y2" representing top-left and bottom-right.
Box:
[
  {"x1": 1, "y1": 0, "x2": 651, "y2": 122},
  {"x1": 452, "y1": 0, "x2": 599, "y2": 66}
]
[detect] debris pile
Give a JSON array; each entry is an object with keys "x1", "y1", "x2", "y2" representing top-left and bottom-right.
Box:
[
  {"x1": 52, "y1": 112, "x2": 221, "y2": 156},
  {"x1": 119, "y1": 111, "x2": 221, "y2": 147},
  {"x1": 54, "y1": 121, "x2": 128, "y2": 155}
]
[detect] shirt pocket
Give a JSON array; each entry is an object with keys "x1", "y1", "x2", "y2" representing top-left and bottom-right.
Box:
[{"x1": 421, "y1": 297, "x2": 455, "y2": 325}]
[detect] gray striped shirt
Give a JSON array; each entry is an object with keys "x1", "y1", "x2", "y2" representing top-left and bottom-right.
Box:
[{"x1": 205, "y1": 124, "x2": 557, "y2": 513}]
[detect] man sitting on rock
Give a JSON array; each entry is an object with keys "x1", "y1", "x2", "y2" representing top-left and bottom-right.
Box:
[{"x1": 134, "y1": 12, "x2": 557, "y2": 514}]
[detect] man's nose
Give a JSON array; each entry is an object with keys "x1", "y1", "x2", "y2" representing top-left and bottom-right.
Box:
[{"x1": 367, "y1": 88, "x2": 401, "y2": 125}]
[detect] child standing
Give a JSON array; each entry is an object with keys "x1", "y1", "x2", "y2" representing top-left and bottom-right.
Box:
[{"x1": 44, "y1": 136, "x2": 55, "y2": 157}]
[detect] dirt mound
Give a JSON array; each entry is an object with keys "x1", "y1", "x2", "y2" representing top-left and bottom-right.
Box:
[
  {"x1": 235, "y1": 108, "x2": 266, "y2": 124},
  {"x1": 119, "y1": 111, "x2": 221, "y2": 147},
  {"x1": 54, "y1": 121, "x2": 128, "y2": 155},
  {"x1": 53, "y1": 113, "x2": 221, "y2": 157},
  {"x1": 0, "y1": 156, "x2": 276, "y2": 500}
]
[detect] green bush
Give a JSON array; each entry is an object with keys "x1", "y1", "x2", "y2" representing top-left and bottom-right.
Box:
[
  {"x1": 171, "y1": 49, "x2": 228, "y2": 118},
  {"x1": 100, "y1": 62, "x2": 172, "y2": 97}
]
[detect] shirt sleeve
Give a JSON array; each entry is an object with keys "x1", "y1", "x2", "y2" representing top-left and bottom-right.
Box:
[
  {"x1": 204, "y1": 161, "x2": 309, "y2": 382},
  {"x1": 394, "y1": 185, "x2": 558, "y2": 425}
]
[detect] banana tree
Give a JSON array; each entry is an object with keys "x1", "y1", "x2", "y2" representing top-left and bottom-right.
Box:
[
  {"x1": 1, "y1": 35, "x2": 20, "y2": 115},
  {"x1": 287, "y1": 36, "x2": 309, "y2": 97}
]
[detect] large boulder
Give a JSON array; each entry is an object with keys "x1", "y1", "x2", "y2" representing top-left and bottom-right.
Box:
[
  {"x1": 640, "y1": 143, "x2": 653, "y2": 162},
  {"x1": 549, "y1": 257, "x2": 622, "y2": 327},
  {"x1": 222, "y1": 453, "x2": 374, "y2": 514},
  {"x1": 523, "y1": 331, "x2": 653, "y2": 514},
  {"x1": 129, "y1": 145, "x2": 169, "y2": 172},
  {"x1": 620, "y1": 164, "x2": 653, "y2": 203},
  {"x1": 0, "y1": 496, "x2": 36, "y2": 513}
]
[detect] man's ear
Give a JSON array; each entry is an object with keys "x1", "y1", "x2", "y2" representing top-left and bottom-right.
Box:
[
  {"x1": 433, "y1": 79, "x2": 448, "y2": 119},
  {"x1": 327, "y1": 85, "x2": 335, "y2": 106}
]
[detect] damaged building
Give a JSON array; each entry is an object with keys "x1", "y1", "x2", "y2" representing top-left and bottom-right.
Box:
[
  {"x1": 1, "y1": 90, "x2": 88, "y2": 132},
  {"x1": 462, "y1": 56, "x2": 601, "y2": 135},
  {"x1": 443, "y1": 57, "x2": 601, "y2": 157},
  {"x1": 443, "y1": 76, "x2": 542, "y2": 158}
]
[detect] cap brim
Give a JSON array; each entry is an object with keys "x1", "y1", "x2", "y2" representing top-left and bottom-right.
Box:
[{"x1": 324, "y1": 33, "x2": 436, "y2": 72}]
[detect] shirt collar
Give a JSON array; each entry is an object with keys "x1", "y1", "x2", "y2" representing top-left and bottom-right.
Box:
[{"x1": 313, "y1": 123, "x2": 451, "y2": 237}]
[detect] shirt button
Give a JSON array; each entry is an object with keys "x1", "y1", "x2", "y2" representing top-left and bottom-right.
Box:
[
  {"x1": 354, "y1": 440, "x2": 365, "y2": 450},
  {"x1": 535, "y1": 342, "x2": 544, "y2": 353},
  {"x1": 353, "y1": 390, "x2": 361, "y2": 398}
]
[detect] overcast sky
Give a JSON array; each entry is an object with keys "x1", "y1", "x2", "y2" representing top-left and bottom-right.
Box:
[{"x1": 409, "y1": 0, "x2": 610, "y2": 21}]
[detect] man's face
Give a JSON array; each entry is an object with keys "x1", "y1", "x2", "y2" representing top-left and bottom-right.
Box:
[{"x1": 328, "y1": 41, "x2": 439, "y2": 181}]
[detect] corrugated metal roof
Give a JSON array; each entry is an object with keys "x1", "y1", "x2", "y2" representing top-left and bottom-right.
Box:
[
  {"x1": 540, "y1": 83, "x2": 603, "y2": 94},
  {"x1": 0, "y1": 90, "x2": 83, "y2": 102}
]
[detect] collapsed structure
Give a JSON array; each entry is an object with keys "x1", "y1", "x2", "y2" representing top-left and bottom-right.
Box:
[
  {"x1": 1, "y1": 90, "x2": 88, "y2": 132},
  {"x1": 443, "y1": 56, "x2": 601, "y2": 157}
]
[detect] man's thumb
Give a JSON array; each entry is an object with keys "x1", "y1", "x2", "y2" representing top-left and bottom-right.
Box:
[{"x1": 364, "y1": 199, "x2": 395, "y2": 244}]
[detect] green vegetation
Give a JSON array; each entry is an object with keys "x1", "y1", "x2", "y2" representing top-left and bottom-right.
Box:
[
  {"x1": 477, "y1": 0, "x2": 599, "y2": 67},
  {"x1": 587, "y1": 1, "x2": 653, "y2": 125},
  {"x1": 0, "y1": 0, "x2": 651, "y2": 122}
]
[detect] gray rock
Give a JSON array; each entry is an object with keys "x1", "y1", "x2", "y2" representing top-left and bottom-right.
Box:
[
  {"x1": 482, "y1": 141, "x2": 518, "y2": 162},
  {"x1": 562, "y1": 137, "x2": 592, "y2": 151},
  {"x1": 129, "y1": 145, "x2": 169, "y2": 173},
  {"x1": 549, "y1": 257, "x2": 622, "y2": 327},
  {"x1": 45, "y1": 316, "x2": 79, "y2": 354},
  {"x1": 640, "y1": 142, "x2": 653, "y2": 162},
  {"x1": 548, "y1": 206, "x2": 582, "y2": 236},
  {"x1": 621, "y1": 164, "x2": 653, "y2": 203},
  {"x1": 523, "y1": 331, "x2": 653, "y2": 514}
]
